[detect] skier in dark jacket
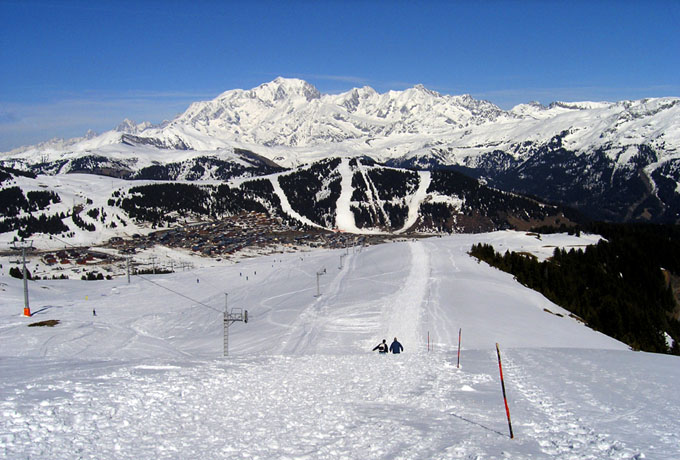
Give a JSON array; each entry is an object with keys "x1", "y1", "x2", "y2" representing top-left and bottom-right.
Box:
[
  {"x1": 390, "y1": 337, "x2": 403, "y2": 354},
  {"x1": 372, "y1": 339, "x2": 388, "y2": 354}
]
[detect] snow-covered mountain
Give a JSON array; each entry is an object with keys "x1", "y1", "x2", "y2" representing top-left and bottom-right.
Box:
[
  {"x1": 0, "y1": 77, "x2": 510, "y2": 165},
  {"x1": 4, "y1": 77, "x2": 677, "y2": 162},
  {"x1": 2, "y1": 77, "x2": 680, "y2": 221},
  {"x1": 163, "y1": 78, "x2": 506, "y2": 150}
]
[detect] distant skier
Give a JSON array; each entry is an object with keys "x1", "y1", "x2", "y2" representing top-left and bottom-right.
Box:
[
  {"x1": 92, "y1": 308, "x2": 96, "y2": 316},
  {"x1": 390, "y1": 337, "x2": 403, "y2": 354},
  {"x1": 372, "y1": 339, "x2": 388, "y2": 354}
]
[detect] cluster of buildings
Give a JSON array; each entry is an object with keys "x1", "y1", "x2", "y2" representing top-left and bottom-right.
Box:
[
  {"x1": 42, "y1": 248, "x2": 115, "y2": 267},
  {"x1": 106, "y1": 212, "x2": 376, "y2": 258},
  {"x1": 1, "y1": 212, "x2": 405, "y2": 280}
]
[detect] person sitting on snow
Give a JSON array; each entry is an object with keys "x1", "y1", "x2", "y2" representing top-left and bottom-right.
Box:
[
  {"x1": 390, "y1": 337, "x2": 403, "y2": 354},
  {"x1": 372, "y1": 339, "x2": 388, "y2": 354}
]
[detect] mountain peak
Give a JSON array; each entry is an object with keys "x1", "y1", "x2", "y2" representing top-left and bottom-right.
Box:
[
  {"x1": 84, "y1": 129, "x2": 99, "y2": 139},
  {"x1": 412, "y1": 84, "x2": 441, "y2": 97},
  {"x1": 250, "y1": 77, "x2": 321, "y2": 103},
  {"x1": 115, "y1": 119, "x2": 138, "y2": 133}
]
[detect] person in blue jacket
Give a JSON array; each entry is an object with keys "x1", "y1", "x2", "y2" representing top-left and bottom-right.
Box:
[{"x1": 390, "y1": 337, "x2": 403, "y2": 354}]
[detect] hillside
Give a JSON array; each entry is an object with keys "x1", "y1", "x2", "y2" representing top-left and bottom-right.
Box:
[
  {"x1": 0, "y1": 158, "x2": 575, "y2": 251},
  {"x1": 1, "y1": 233, "x2": 679, "y2": 458}
]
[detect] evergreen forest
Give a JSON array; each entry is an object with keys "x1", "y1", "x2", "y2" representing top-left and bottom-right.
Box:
[{"x1": 470, "y1": 223, "x2": 680, "y2": 354}]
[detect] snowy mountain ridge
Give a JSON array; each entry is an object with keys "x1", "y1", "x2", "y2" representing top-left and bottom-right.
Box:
[
  {"x1": 125, "y1": 77, "x2": 510, "y2": 154},
  {"x1": 6, "y1": 77, "x2": 678, "y2": 166},
  {"x1": 3, "y1": 77, "x2": 680, "y2": 222}
]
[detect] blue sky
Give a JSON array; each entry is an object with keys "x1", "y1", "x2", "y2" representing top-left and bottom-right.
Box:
[{"x1": 1, "y1": 0, "x2": 679, "y2": 151}]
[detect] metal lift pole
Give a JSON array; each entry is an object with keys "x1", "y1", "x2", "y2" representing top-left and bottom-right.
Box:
[{"x1": 10, "y1": 240, "x2": 34, "y2": 316}]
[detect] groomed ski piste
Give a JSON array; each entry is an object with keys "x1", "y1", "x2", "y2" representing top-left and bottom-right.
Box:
[{"x1": 1, "y1": 232, "x2": 679, "y2": 459}]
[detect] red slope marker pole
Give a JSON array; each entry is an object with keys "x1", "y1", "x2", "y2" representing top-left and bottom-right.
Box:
[
  {"x1": 457, "y1": 328, "x2": 462, "y2": 368},
  {"x1": 496, "y1": 343, "x2": 514, "y2": 439}
]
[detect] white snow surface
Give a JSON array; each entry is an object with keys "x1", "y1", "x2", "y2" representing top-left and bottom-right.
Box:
[{"x1": 1, "y1": 232, "x2": 679, "y2": 459}]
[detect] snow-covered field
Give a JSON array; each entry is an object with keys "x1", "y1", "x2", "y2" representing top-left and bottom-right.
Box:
[{"x1": 1, "y1": 232, "x2": 679, "y2": 459}]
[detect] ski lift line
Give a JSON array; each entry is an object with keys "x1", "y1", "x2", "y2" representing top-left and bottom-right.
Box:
[
  {"x1": 135, "y1": 274, "x2": 222, "y2": 313},
  {"x1": 50, "y1": 234, "x2": 81, "y2": 248}
]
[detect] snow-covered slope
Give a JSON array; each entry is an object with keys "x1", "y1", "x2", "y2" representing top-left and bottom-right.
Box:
[{"x1": 2, "y1": 233, "x2": 679, "y2": 458}]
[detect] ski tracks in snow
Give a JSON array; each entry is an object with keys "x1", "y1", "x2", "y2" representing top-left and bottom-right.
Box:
[
  {"x1": 421, "y1": 241, "x2": 461, "y2": 350},
  {"x1": 0, "y1": 353, "x2": 513, "y2": 460},
  {"x1": 381, "y1": 241, "x2": 430, "y2": 352},
  {"x1": 502, "y1": 351, "x2": 643, "y2": 459},
  {"x1": 279, "y1": 249, "x2": 360, "y2": 354},
  {"x1": 279, "y1": 240, "x2": 432, "y2": 355}
]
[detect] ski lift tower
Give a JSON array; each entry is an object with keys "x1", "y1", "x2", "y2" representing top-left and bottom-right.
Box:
[
  {"x1": 315, "y1": 268, "x2": 326, "y2": 297},
  {"x1": 10, "y1": 240, "x2": 34, "y2": 316},
  {"x1": 223, "y1": 294, "x2": 248, "y2": 356}
]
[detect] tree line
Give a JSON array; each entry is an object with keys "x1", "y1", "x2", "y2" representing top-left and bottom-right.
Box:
[{"x1": 470, "y1": 223, "x2": 680, "y2": 354}]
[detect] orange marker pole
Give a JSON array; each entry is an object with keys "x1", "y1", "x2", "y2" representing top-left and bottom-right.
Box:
[{"x1": 496, "y1": 343, "x2": 514, "y2": 439}]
